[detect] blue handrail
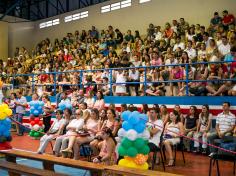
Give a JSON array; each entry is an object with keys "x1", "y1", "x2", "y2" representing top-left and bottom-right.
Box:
[{"x1": 2, "y1": 60, "x2": 236, "y2": 96}]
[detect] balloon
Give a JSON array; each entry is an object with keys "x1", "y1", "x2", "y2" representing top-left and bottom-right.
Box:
[
  {"x1": 117, "y1": 128, "x2": 126, "y2": 138},
  {"x1": 122, "y1": 121, "x2": 132, "y2": 131},
  {"x1": 121, "y1": 137, "x2": 133, "y2": 149},
  {"x1": 30, "y1": 121, "x2": 36, "y2": 126},
  {"x1": 118, "y1": 159, "x2": 129, "y2": 166},
  {"x1": 128, "y1": 113, "x2": 140, "y2": 125},
  {"x1": 39, "y1": 101, "x2": 44, "y2": 106},
  {"x1": 133, "y1": 138, "x2": 145, "y2": 149},
  {"x1": 127, "y1": 147, "x2": 138, "y2": 157},
  {"x1": 33, "y1": 124, "x2": 40, "y2": 131},
  {"x1": 33, "y1": 110, "x2": 39, "y2": 116},
  {"x1": 140, "y1": 162, "x2": 149, "y2": 170},
  {"x1": 34, "y1": 132, "x2": 40, "y2": 137},
  {"x1": 138, "y1": 129, "x2": 150, "y2": 140},
  {"x1": 121, "y1": 111, "x2": 131, "y2": 121},
  {"x1": 29, "y1": 131, "x2": 34, "y2": 137},
  {"x1": 134, "y1": 123, "x2": 145, "y2": 133},
  {"x1": 134, "y1": 154, "x2": 148, "y2": 165},
  {"x1": 3, "y1": 131, "x2": 10, "y2": 137},
  {"x1": 35, "y1": 118, "x2": 40, "y2": 123},
  {"x1": 38, "y1": 121, "x2": 43, "y2": 126},
  {"x1": 139, "y1": 114, "x2": 148, "y2": 123},
  {"x1": 5, "y1": 109, "x2": 12, "y2": 116},
  {"x1": 126, "y1": 129, "x2": 138, "y2": 141},
  {"x1": 118, "y1": 146, "x2": 126, "y2": 156},
  {"x1": 138, "y1": 145, "x2": 150, "y2": 155},
  {"x1": 1, "y1": 104, "x2": 8, "y2": 110}
]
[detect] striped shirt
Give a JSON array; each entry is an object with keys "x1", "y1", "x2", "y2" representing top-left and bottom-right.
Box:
[{"x1": 216, "y1": 112, "x2": 236, "y2": 133}]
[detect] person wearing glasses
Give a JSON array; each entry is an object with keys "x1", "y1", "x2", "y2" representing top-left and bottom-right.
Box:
[{"x1": 37, "y1": 110, "x2": 65, "y2": 154}]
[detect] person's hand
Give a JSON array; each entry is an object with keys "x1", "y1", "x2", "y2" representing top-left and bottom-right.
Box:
[{"x1": 93, "y1": 158, "x2": 100, "y2": 163}]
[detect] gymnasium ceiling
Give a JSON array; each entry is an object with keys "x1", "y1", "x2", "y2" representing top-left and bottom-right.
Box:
[{"x1": 0, "y1": 0, "x2": 110, "y2": 21}]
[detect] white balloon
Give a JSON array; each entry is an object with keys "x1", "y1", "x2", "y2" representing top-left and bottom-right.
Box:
[
  {"x1": 117, "y1": 128, "x2": 126, "y2": 137},
  {"x1": 33, "y1": 124, "x2": 40, "y2": 131},
  {"x1": 141, "y1": 129, "x2": 150, "y2": 140},
  {"x1": 126, "y1": 129, "x2": 138, "y2": 141}
]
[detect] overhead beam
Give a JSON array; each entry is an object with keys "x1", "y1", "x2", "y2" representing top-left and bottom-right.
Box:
[{"x1": 0, "y1": 0, "x2": 22, "y2": 20}]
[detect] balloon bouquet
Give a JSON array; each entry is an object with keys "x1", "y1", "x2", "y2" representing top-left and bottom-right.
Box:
[
  {"x1": 0, "y1": 104, "x2": 13, "y2": 150},
  {"x1": 28, "y1": 100, "x2": 45, "y2": 139},
  {"x1": 117, "y1": 111, "x2": 150, "y2": 170},
  {"x1": 58, "y1": 100, "x2": 72, "y2": 111}
]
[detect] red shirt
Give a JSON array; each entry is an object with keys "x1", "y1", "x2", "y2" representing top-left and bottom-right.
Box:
[{"x1": 223, "y1": 14, "x2": 235, "y2": 25}]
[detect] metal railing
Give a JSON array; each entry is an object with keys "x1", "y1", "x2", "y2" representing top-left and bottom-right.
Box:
[{"x1": 2, "y1": 60, "x2": 236, "y2": 96}]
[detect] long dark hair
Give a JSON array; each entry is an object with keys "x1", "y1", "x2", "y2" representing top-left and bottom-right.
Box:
[
  {"x1": 103, "y1": 127, "x2": 117, "y2": 145},
  {"x1": 200, "y1": 104, "x2": 210, "y2": 121},
  {"x1": 173, "y1": 110, "x2": 181, "y2": 124}
]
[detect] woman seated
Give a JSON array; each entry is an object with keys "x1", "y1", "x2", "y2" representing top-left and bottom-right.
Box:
[
  {"x1": 193, "y1": 104, "x2": 212, "y2": 154},
  {"x1": 92, "y1": 128, "x2": 116, "y2": 165},
  {"x1": 61, "y1": 108, "x2": 99, "y2": 159},
  {"x1": 90, "y1": 109, "x2": 119, "y2": 154},
  {"x1": 163, "y1": 110, "x2": 184, "y2": 166},
  {"x1": 37, "y1": 110, "x2": 65, "y2": 154},
  {"x1": 53, "y1": 109, "x2": 84, "y2": 157}
]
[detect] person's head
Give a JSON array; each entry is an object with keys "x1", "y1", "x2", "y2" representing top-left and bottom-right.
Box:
[
  {"x1": 107, "y1": 109, "x2": 116, "y2": 120},
  {"x1": 222, "y1": 102, "x2": 230, "y2": 112},
  {"x1": 202, "y1": 104, "x2": 209, "y2": 114},
  {"x1": 61, "y1": 92, "x2": 67, "y2": 100},
  {"x1": 149, "y1": 108, "x2": 158, "y2": 121},
  {"x1": 160, "y1": 105, "x2": 168, "y2": 114},
  {"x1": 90, "y1": 108, "x2": 99, "y2": 120},
  {"x1": 230, "y1": 46, "x2": 236, "y2": 57},
  {"x1": 10, "y1": 92, "x2": 17, "y2": 100},
  {"x1": 42, "y1": 94, "x2": 49, "y2": 103},
  {"x1": 63, "y1": 108, "x2": 72, "y2": 118},
  {"x1": 99, "y1": 109, "x2": 107, "y2": 119},
  {"x1": 78, "y1": 89, "x2": 84, "y2": 96},
  {"x1": 221, "y1": 36, "x2": 228, "y2": 45},
  {"x1": 75, "y1": 109, "x2": 83, "y2": 119},
  {"x1": 214, "y1": 12, "x2": 219, "y2": 17},
  {"x1": 170, "y1": 110, "x2": 181, "y2": 124},
  {"x1": 222, "y1": 10, "x2": 228, "y2": 17},
  {"x1": 55, "y1": 109, "x2": 63, "y2": 119},
  {"x1": 174, "y1": 105, "x2": 181, "y2": 113},
  {"x1": 16, "y1": 90, "x2": 22, "y2": 98},
  {"x1": 79, "y1": 103, "x2": 86, "y2": 110},
  {"x1": 100, "y1": 127, "x2": 117, "y2": 144},
  {"x1": 189, "y1": 106, "x2": 197, "y2": 116},
  {"x1": 96, "y1": 90, "x2": 104, "y2": 100},
  {"x1": 32, "y1": 93, "x2": 39, "y2": 101},
  {"x1": 121, "y1": 104, "x2": 128, "y2": 112}
]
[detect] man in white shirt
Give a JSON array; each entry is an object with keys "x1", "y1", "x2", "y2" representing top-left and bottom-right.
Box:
[
  {"x1": 184, "y1": 40, "x2": 196, "y2": 60},
  {"x1": 218, "y1": 36, "x2": 231, "y2": 56},
  {"x1": 207, "y1": 102, "x2": 235, "y2": 152},
  {"x1": 173, "y1": 36, "x2": 185, "y2": 51},
  {"x1": 127, "y1": 68, "x2": 140, "y2": 96}
]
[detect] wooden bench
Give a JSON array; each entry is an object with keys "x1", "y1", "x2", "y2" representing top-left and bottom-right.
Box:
[
  {"x1": 0, "y1": 149, "x2": 105, "y2": 176},
  {"x1": 104, "y1": 165, "x2": 182, "y2": 176},
  {"x1": 0, "y1": 161, "x2": 68, "y2": 176}
]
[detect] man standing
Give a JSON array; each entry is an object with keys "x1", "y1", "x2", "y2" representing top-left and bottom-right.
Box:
[{"x1": 15, "y1": 90, "x2": 27, "y2": 136}]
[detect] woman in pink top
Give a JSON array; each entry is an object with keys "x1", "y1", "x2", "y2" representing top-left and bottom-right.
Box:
[
  {"x1": 93, "y1": 90, "x2": 105, "y2": 111},
  {"x1": 151, "y1": 51, "x2": 162, "y2": 66},
  {"x1": 93, "y1": 128, "x2": 116, "y2": 165}
]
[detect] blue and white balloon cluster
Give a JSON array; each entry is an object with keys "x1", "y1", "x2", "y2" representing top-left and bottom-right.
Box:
[
  {"x1": 117, "y1": 111, "x2": 150, "y2": 143},
  {"x1": 58, "y1": 100, "x2": 72, "y2": 111},
  {"x1": 29, "y1": 101, "x2": 44, "y2": 116}
]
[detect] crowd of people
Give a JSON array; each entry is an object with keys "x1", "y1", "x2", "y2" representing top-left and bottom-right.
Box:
[
  {"x1": 0, "y1": 10, "x2": 235, "y2": 97},
  {"x1": 7, "y1": 89, "x2": 236, "y2": 167}
]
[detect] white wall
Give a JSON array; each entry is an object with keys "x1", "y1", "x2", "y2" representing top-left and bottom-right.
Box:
[
  {"x1": 0, "y1": 21, "x2": 8, "y2": 60},
  {"x1": 7, "y1": 0, "x2": 236, "y2": 57}
]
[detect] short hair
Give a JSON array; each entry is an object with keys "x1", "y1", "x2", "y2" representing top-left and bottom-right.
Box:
[
  {"x1": 223, "y1": 10, "x2": 228, "y2": 14},
  {"x1": 214, "y1": 12, "x2": 219, "y2": 15},
  {"x1": 230, "y1": 46, "x2": 236, "y2": 53},
  {"x1": 223, "y1": 102, "x2": 230, "y2": 107}
]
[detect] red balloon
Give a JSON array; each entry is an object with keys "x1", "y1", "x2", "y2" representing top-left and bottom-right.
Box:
[
  {"x1": 35, "y1": 118, "x2": 40, "y2": 123},
  {"x1": 38, "y1": 121, "x2": 43, "y2": 126},
  {"x1": 30, "y1": 121, "x2": 35, "y2": 126}
]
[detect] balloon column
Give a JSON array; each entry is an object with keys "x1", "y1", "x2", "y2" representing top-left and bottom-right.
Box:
[
  {"x1": 117, "y1": 111, "x2": 150, "y2": 170},
  {"x1": 58, "y1": 100, "x2": 72, "y2": 111},
  {"x1": 0, "y1": 104, "x2": 13, "y2": 150},
  {"x1": 29, "y1": 118, "x2": 44, "y2": 139},
  {"x1": 29, "y1": 101, "x2": 44, "y2": 117}
]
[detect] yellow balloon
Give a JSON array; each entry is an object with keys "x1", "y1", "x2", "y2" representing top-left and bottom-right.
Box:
[
  {"x1": 0, "y1": 113, "x2": 6, "y2": 120},
  {"x1": 2, "y1": 104, "x2": 9, "y2": 109},
  {"x1": 140, "y1": 162, "x2": 149, "y2": 170},
  {"x1": 6, "y1": 109, "x2": 12, "y2": 116}
]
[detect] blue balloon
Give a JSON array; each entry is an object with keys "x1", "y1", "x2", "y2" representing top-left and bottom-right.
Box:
[
  {"x1": 139, "y1": 114, "x2": 148, "y2": 123},
  {"x1": 39, "y1": 101, "x2": 44, "y2": 106},
  {"x1": 134, "y1": 123, "x2": 146, "y2": 133},
  {"x1": 59, "y1": 103, "x2": 66, "y2": 111},
  {"x1": 122, "y1": 121, "x2": 133, "y2": 131},
  {"x1": 3, "y1": 118, "x2": 11, "y2": 129},
  {"x1": 3, "y1": 131, "x2": 10, "y2": 137},
  {"x1": 128, "y1": 113, "x2": 140, "y2": 125},
  {"x1": 121, "y1": 111, "x2": 131, "y2": 121},
  {"x1": 33, "y1": 110, "x2": 39, "y2": 116}
]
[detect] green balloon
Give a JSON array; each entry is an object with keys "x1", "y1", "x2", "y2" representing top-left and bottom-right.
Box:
[
  {"x1": 121, "y1": 137, "x2": 133, "y2": 149},
  {"x1": 127, "y1": 147, "x2": 138, "y2": 157},
  {"x1": 118, "y1": 146, "x2": 126, "y2": 156},
  {"x1": 139, "y1": 145, "x2": 150, "y2": 155},
  {"x1": 34, "y1": 132, "x2": 40, "y2": 137},
  {"x1": 39, "y1": 129, "x2": 44, "y2": 132},
  {"x1": 29, "y1": 131, "x2": 35, "y2": 137},
  {"x1": 133, "y1": 138, "x2": 145, "y2": 149}
]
